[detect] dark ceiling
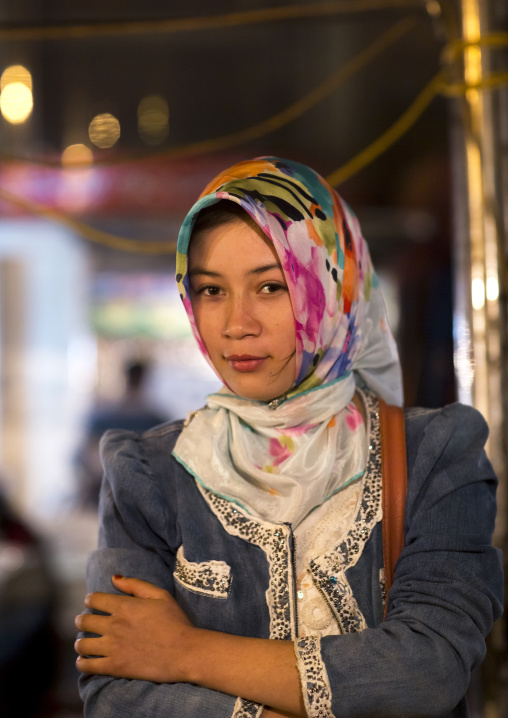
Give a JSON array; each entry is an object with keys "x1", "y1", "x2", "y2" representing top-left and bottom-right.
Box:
[{"x1": 0, "y1": 1, "x2": 447, "y2": 192}]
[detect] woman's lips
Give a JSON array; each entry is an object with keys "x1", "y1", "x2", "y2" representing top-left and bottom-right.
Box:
[{"x1": 226, "y1": 355, "x2": 267, "y2": 372}]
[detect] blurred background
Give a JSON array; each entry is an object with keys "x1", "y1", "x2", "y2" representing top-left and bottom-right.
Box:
[{"x1": 0, "y1": 0, "x2": 507, "y2": 715}]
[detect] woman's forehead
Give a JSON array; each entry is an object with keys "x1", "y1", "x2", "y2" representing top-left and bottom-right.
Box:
[{"x1": 188, "y1": 218, "x2": 281, "y2": 273}]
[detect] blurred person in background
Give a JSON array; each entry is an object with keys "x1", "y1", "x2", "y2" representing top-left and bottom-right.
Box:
[
  {"x1": 75, "y1": 157, "x2": 502, "y2": 718},
  {"x1": 76, "y1": 360, "x2": 167, "y2": 508}
]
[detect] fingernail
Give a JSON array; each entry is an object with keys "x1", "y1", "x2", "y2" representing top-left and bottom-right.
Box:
[{"x1": 113, "y1": 574, "x2": 124, "y2": 579}]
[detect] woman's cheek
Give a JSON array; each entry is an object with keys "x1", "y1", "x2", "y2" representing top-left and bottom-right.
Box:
[{"x1": 189, "y1": 302, "x2": 212, "y2": 357}]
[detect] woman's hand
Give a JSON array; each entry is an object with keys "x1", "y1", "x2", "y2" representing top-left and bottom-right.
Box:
[
  {"x1": 75, "y1": 575, "x2": 194, "y2": 683},
  {"x1": 76, "y1": 575, "x2": 306, "y2": 715}
]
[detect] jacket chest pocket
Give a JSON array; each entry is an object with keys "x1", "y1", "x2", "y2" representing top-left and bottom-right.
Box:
[{"x1": 174, "y1": 545, "x2": 232, "y2": 598}]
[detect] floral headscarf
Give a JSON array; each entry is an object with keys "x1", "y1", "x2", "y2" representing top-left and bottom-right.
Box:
[
  {"x1": 173, "y1": 157, "x2": 402, "y2": 526},
  {"x1": 176, "y1": 156, "x2": 402, "y2": 402}
]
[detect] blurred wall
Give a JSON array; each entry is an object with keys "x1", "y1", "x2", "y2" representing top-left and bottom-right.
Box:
[{"x1": 0, "y1": 220, "x2": 94, "y2": 518}]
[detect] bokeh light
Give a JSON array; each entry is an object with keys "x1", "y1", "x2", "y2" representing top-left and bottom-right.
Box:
[
  {"x1": 0, "y1": 63, "x2": 34, "y2": 124},
  {"x1": 88, "y1": 112, "x2": 121, "y2": 149},
  {"x1": 1, "y1": 64, "x2": 32, "y2": 91},
  {"x1": 0, "y1": 82, "x2": 33, "y2": 124},
  {"x1": 471, "y1": 277, "x2": 485, "y2": 311},
  {"x1": 424, "y1": 0, "x2": 441, "y2": 17},
  {"x1": 61, "y1": 143, "x2": 93, "y2": 167},
  {"x1": 137, "y1": 94, "x2": 169, "y2": 145},
  {"x1": 486, "y1": 276, "x2": 499, "y2": 302}
]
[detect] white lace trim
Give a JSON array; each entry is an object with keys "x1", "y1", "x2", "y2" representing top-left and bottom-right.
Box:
[
  {"x1": 297, "y1": 577, "x2": 336, "y2": 636},
  {"x1": 196, "y1": 485, "x2": 295, "y2": 640},
  {"x1": 173, "y1": 546, "x2": 231, "y2": 598},
  {"x1": 294, "y1": 635, "x2": 334, "y2": 718},
  {"x1": 295, "y1": 482, "x2": 362, "y2": 568},
  {"x1": 307, "y1": 390, "x2": 382, "y2": 633},
  {"x1": 232, "y1": 697, "x2": 264, "y2": 717},
  {"x1": 295, "y1": 480, "x2": 361, "y2": 637}
]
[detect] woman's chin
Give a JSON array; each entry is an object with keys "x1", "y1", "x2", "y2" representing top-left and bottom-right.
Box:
[
  {"x1": 216, "y1": 361, "x2": 295, "y2": 403},
  {"x1": 227, "y1": 378, "x2": 291, "y2": 403}
]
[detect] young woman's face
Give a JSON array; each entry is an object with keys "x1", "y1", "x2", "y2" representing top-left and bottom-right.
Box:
[{"x1": 188, "y1": 218, "x2": 296, "y2": 402}]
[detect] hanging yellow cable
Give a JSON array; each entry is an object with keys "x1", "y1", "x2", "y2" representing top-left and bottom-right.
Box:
[
  {"x1": 0, "y1": 0, "x2": 422, "y2": 42},
  {"x1": 326, "y1": 70, "x2": 445, "y2": 186},
  {"x1": 441, "y1": 32, "x2": 508, "y2": 96},
  {"x1": 0, "y1": 17, "x2": 421, "y2": 254},
  {"x1": 441, "y1": 32, "x2": 508, "y2": 65},
  {"x1": 146, "y1": 18, "x2": 419, "y2": 160},
  {"x1": 0, "y1": 186, "x2": 177, "y2": 254},
  {"x1": 325, "y1": 27, "x2": 508, "y2": 187},
  {"x1": 325, "y1": 63, "x2": 508, "y2": 186},
  {"x1": 0, "y1": 17, "x2": 418, "y2": 168},
  {"x1": 441, "y1": 72, "x2": 508, "y2": 96},
  {"x1": 2, "y1": 65, "x2": 508, "y2": 252},
  {"x1": 2, "y1": 28, "x2": 508, "y2": 252}
]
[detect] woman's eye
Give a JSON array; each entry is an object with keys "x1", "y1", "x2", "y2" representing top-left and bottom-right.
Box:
[
  {"x1": 260, "y1": 283, "x2": 286, "y2": 294},
  {"x1": 192, "y1": 285, "x2": 221, "y2": 297},
  {"x1": 201, "y1": 285, "x2": 221, "y2": 296}
]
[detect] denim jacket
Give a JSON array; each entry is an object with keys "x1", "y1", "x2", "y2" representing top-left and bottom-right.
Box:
[{"x1": 79, "y1": 396, "x2": 503, "y2": 718}]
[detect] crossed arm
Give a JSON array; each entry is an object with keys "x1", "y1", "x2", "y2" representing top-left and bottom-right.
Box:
[
  {"x1": 76, "y1": 407, "x2": 503, "y2": 718},
  {"x1": 75, "y1": 574, "x2": 305, "y2": 717}
]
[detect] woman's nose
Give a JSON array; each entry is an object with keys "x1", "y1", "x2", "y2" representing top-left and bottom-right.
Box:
[{"x1": 223, "y1": 296, "x2": 261, "y2": 338}]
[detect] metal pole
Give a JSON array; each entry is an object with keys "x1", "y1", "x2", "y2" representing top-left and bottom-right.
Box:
[
  {"x1": 450, "y1": 0, "x2": 508, "y2": 713},
  {"x1": 454, "y1": 0, "x2": 503, "y2": 466}
]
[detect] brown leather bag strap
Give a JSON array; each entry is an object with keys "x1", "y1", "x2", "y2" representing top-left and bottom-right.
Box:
[{"x1": 378, "y1": 398, "x2": 407, "y2": 619}]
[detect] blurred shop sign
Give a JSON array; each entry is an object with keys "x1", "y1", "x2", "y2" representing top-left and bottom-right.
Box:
[{"x1": 0, "y1": 154, "x2": 245, "y2": 216}]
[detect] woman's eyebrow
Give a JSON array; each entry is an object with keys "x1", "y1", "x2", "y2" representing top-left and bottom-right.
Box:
[
  {"x1": 188, "y1": 267, "x2": 221, "y2": 278},
  {"x1": 189, "y1": 263, "x2": 281, "y2": 278},
  {"x1": 250, "y1": 263, "x2": 282, "y2": 275}
]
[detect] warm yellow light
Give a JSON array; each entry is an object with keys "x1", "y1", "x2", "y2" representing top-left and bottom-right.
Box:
[
  {"x1": 61, "y1": 144, "x2": 93, "y2": 167},
  {"x1": 138, "y1": 94, "x2": 169, "y2": 145},
  {"x1": 1, "y1": 65, "x2": 32, "y2": 92},
  {"x1": 486, "y1": 276, "x2": 499, "y2": 302},
  {"x1": 471, "y1": 277, "x2": 485, "y2": 311},
  {"x1": 0, "y1": 82, "x2": 33, "y2": 124},
  {"x1": 425, "y1": 0, "x2": 441, "y2": 17},
  {"x1": 89, "y1": 113, "x2": 121, "y2": 149}
]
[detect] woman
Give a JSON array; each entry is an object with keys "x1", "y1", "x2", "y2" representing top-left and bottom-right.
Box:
[{"x1": 75, "y1": 157, "x2": 503, "y2": 718}]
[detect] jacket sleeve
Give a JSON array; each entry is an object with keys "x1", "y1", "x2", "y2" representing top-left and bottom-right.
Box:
[
  {"x1": 293, "y1": 403, "x2": 504, "y2": 718},
  {"x1": 78, "y1": 430, "x2": 264, "y2": 718}
]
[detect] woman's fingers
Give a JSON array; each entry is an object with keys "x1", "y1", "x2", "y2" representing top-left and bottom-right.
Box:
[
  {"x1": 83, "y1": 577, "x2": 170, "y2": 614},
  {"x1": 111, "y1": 574, "x2": 169, "y2": 599},
  {"x1": 75, "y1": 655, "x2": 107, "y2": 674},
  {"x1": 75, "y1": 611, "x2": 111, "y2": 633},
  {"x1": 75, "y1": 654, "x2": 123, "y2": 677},
  {"x1": 75, "y1": 576, "x2": 195, "y2": 682},
  {"x1": 84, "y1": 591, "x2": 118, "y2": 613},
  {"x1": 74, "y1": 635, "x2": 107, "y2": 657}
]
